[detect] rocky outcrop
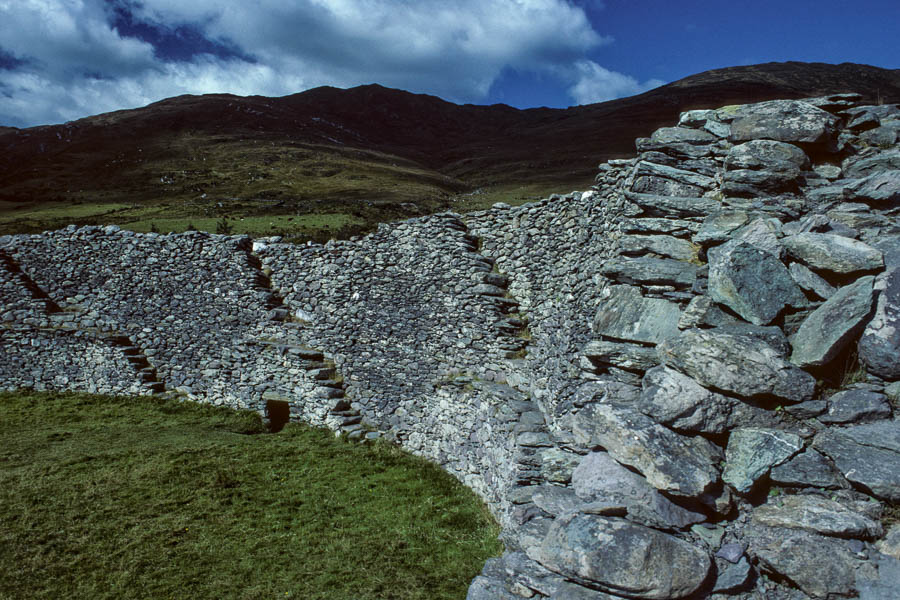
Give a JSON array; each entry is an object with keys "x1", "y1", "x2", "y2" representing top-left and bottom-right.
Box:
[{"x1": 4, "y1": 93, "x2": 900, "y2": 600}]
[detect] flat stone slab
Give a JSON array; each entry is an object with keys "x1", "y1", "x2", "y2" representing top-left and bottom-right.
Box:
[
  {"x1": 843, "y1": 170, "x2": 900, "y2": 206},
  {"x1": 658, "y1": 329, "x2": 816, "y2": 403},
  {"x1": 592, "y1": 285, "x2": 681, "y2": 344},
  {"x1": 746, "y1": 525, "x2": 865, "y2": 599},
  {"x1": 583, "y1": 339, "x2": 660, "y2": 372},
  {"x1": 708, "y1": 239, "x2": 806, "y2": 325},
  {"x1": 566, "y1": 401, "x2": 720, "y2": 498},
  {"x1": 619, "y1": 234, "x2": 699, "y2": 261},
  {"x1": 600, "y1": 257, "x2": 698, "y2": 289},
  {"x1": 782, "y1": 233, "x2": 884, "y2": 275},
  {"x1": 769, "y1": 450, "x2": 844, "y2": 489},
  {"x1": 814, "y1": 423, "x2": 900, "y2": 502},
  {"x1": 819, "y1": 387, "x2": 891, "y2": 424},
  {"x1": 752, "y1": 494, "x2": 882, "y2": 538},
  {"x1": 790, "y1": 275, "x2": 875, "y2": 367},
  {"x1": 624, "y1": 191, "x2": 722, "y2": 218},
  {"x1": 859, "y1": 268, "x2": 900, "y2": 379},
  {"x1": 789, "y1": 262, "x2": 836, "y2": 299},
  {"x1": 693, "y1": 210, "x2": 749, "y2": 244},
  {"x1": 723, "y1": 428, "x2": 802, "y2": 493},
  {"x1": 539, "y1": 514, "x2": 711, "y2": 599},
  {"x1": 725, "y1": 139, "x2": 810, "y2": 171},
  {"x1": 620, "y1": 217, "x2": 700, "y2": 236}
]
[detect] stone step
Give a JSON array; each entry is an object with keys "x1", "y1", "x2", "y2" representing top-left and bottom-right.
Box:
[
  {"x1": 307, "y1": 368, "x2": 336, "y2": 380},
  {"x1": 316, "y1": 378, "x2": 344, "y2": 389},
  {"x1": 315, "y1": 386, "x2": 345, "y2": 399}
]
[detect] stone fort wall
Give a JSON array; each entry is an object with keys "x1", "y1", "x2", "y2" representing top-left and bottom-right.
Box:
[{"x1": 4, "y1": 93, "x2": 900, "y2": 600}]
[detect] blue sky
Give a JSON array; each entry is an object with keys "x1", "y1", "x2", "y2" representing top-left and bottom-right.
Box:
[{"x1": 0, "y1": 0, "x2": 897, "y2": 128}]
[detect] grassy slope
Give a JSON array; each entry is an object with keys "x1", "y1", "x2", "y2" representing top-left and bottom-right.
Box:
[{"x1": 0, "y1": 391, "x2": 502, "y2": 600}]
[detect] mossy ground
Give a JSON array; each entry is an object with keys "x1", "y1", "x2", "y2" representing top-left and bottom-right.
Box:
[
  {"x1": 0, "y1": 133, "x2": 580, "y2": 242},
  {"x1": 0, "y1": 391, "x2": 502, "y2": 600}
]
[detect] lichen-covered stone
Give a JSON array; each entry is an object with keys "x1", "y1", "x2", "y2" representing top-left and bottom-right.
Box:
[
  {"x1": 782, "y1": 233, "x2": 884, "y2": 274},
  {"x1": 790, "y1": 275, "x2": 876, "y2": 367},
  {"x1": 729, "y1": 99, "x2": 840, "y2": 144},
  {"x1": 565, "y1": 400, "x2": 720, "y2": 498},
  {"x1": 814, "y1": 422, "x2": 900, "y2": 502},
  {"x1": 752, "y1": 494, "x2": 882, "y2": 538},
  {"x1": 723, "y1": 428, "x2": 802, "y2": 493},
  {"x1": 708, "y1": 239, "x2": 806, "y2": 325},
  {"x1": 592, "y1": 285, "x2": 681, "y2": 344},
  {"x1": 539, "y1": 514, "x2": 711, "y2": 599},
  {"x1": 658, "y1": 329, "x2": 816, "y2": 403},
  {"x1": 639, "y1": 365, "x2": 773, "y2": 434},
  {"x1": 858, "y1": 268, "x2": 900, "y2": 379}
]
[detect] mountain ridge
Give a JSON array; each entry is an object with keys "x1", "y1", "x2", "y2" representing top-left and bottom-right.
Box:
[{"x1": 1, "y1": 61, "x2": 899, "y2": 239}]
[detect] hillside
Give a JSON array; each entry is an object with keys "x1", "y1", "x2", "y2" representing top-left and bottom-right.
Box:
[{"x1": 1, "y1": 61, "x2": 899, "y2": 240}]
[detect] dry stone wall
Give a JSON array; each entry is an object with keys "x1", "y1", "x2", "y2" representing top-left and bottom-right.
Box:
[{"x1": 3, "y1": 93, "x2": 900, "y2": 600}]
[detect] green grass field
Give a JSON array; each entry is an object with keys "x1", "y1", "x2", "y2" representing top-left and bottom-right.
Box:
[{"x1": 0, "y1": 391, "x2": 502, "y2": 600}]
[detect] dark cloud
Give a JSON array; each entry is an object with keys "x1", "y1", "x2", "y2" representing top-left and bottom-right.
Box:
[
  {"x1": 0, "y1": 48, "x2": 27, "y2": 71},
  {"x1": 108, "y1": 3, "x2": 252, "y2": 63}
]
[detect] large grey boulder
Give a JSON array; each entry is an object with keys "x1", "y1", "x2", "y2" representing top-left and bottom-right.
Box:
[
  {"x1": 565, "y1": 401, "x2": 720, "y2": 498},
  {"x1": 708, "y1": 240, "x2": 806, "y2": 325},
  {"x1": 746, "y1": 525, "x2": 865, "y2": 599},
  {"x1": 725, "y1": 139, "x2": 810, "y2": 171},
  {"x1": 782, "y1": 233, "x2": 884, "y2": 274},
  {"x1": 814, "y1": 422, "x2": 900, "y2": 501},
  {"x1": 790, "y1": 276, "x2": 875, "y2": 367},
  {"x1": 539, "y1": 513, "x2": 711, "y2": 599},
  {"x1": 752, "y1": 494, "x2": 882, "y2": 538},
  {"x1": 732, "y1": 217, "x2": 783, "y2": 257},
  {"x1": 658, "y1": 329, "x2": 816, "y2": 403},
  {"x1": 592, "y1": 285, "x2": 681, "y2": 344},
  {"x1": 572, "y1": 451, "x2": 706, "y2": 529},
  {"x1": 859, "y1": 269, "x2": 900, "y2": 379},
  {"x1": 638, "y1": 365, "x2": 772, "y2": 434},
  {"x1": 729, "y1": 99, "x2": 840, "y2": 144},
  {"x1": 857, "y1": 554, "x2": 900, "y2": 600},
  {"x1": 722, "y1": 428, "x2": 802, "y2": 493},
  {"x1": 843, "y1": 170, "x2": 900, "y2": 206},
  {"x1": 723, "y1": 140, "x2": 810, "y2": 196}
]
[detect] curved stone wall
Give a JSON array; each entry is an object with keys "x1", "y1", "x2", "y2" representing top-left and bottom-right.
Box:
[{"x1": 3, "y1": 92, "x2": 900, "y2": 600}]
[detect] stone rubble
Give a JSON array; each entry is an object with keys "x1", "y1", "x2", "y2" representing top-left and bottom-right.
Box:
[{"x1": 3, "y1": 92, "x2": 900, "y2": 600}]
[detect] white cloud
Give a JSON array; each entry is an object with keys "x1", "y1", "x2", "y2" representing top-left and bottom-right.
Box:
[
  {"x1": 0, "y1": 0, "x2": 157, "y2": 80},
  {"x1": 568, "y1": 60, "x2": 664, "y2": 105},
  {"x1": 0, "y1": 0, "x2": 654, "y2": 127}
]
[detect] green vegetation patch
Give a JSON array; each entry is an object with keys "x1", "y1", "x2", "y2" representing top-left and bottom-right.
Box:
[{"x1": 0, "y1": 391, "x2": 501, "y2": 600}]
